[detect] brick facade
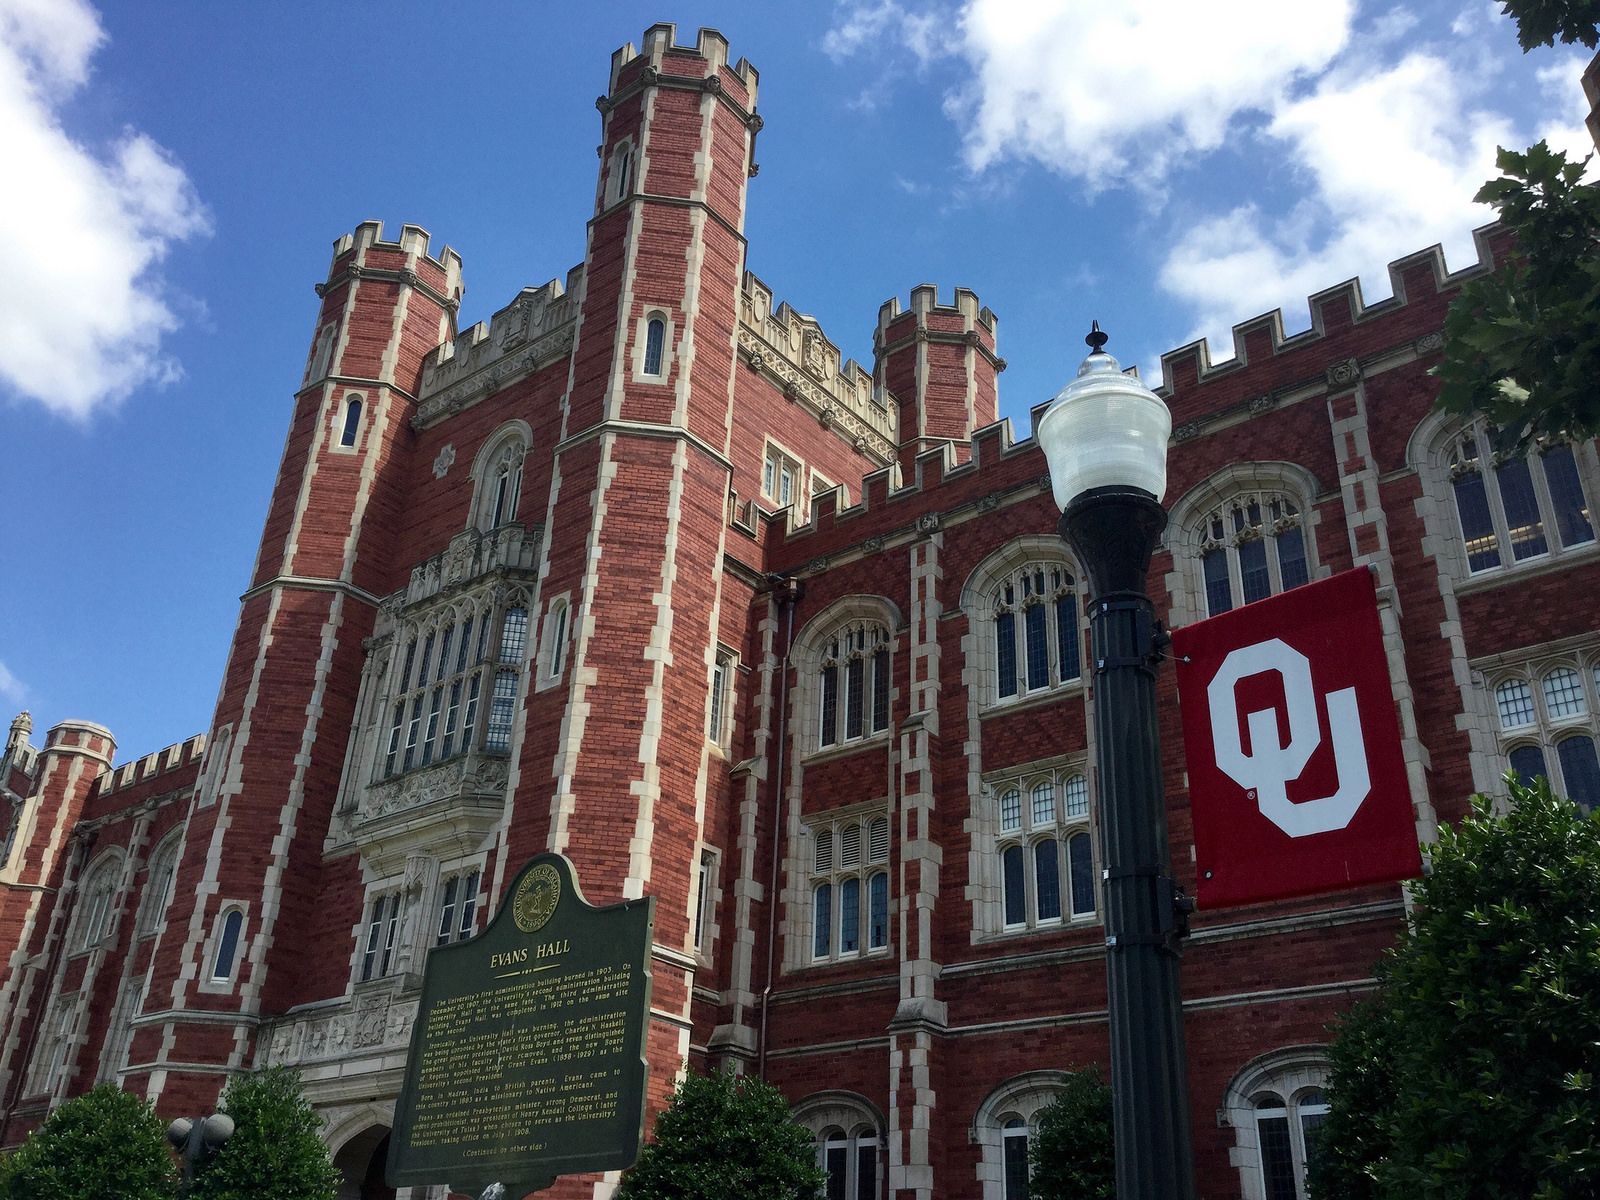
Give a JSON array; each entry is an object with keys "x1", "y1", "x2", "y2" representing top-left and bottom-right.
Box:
[{"x1": 4, "y1": 23, "x2": 1599, "y2": 1200}]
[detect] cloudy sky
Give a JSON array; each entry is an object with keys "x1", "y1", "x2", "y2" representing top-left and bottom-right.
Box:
[{"x1": 1, "y1": 0, "x2": 1591, "y2": 758}]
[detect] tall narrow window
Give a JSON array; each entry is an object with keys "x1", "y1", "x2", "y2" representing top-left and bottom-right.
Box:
[
  {"x1": 435, "y1": 870, "x2": 480, "y2": 946},
  {"x1": 708, "y1": 653, "x2": 734, "y2": 745},
  {"x1": 211, "y1": 909, "x2": 244, "y2": 982},
  {"x1": 1002, "y1": 1118, "x2": 1031, "y2": 1200},
  {"x1": 808, "y1": 814, "x2": 891, "y2": 963},
  {"x1": 694, "y1": 850, "x2": 715, "y2": 951},
  {"x1": 1193, "y1": 492, "x2": 1312, "y2": 616},
  {"x1": 485, "y1": 670, "x2": 518, "y2": 751},
  {"x1": 473, "y1": 433, "x2": 528, "y2": 532},
  {"x1": 360, "y1": 894, "x2": 401, "y2": 981},
  {"x1": 816, "y1": 622, "x2": 891, "y2": 749},
  {"x1": 991, "y1": 564, "x2": 1080, "y2": 702},
  {"x1": 990, "y1": 767, "x2": 1095, "y2": 934},
  {"x1": 339, "y1": 397, "x2": 362, "y2": 447},
  {"x1": 643, "y1": 316, "x2": 666, "y2": 377},
  {"x1": 1446, "y1": 424, "x2": 1598, "y2": 574},
  {"x1": 543, "y1": 599, "x2": 570, "y2": 683},
  {"x1": 77, "y1": 865, "x2": 117, "y2": 951},
  {"x1": 763, "y1": 445, "x2": 801, "y2": 508}
]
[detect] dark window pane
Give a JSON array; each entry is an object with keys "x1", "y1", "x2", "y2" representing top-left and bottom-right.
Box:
[
  {"x1": 1301, "y1": 1109, "x2": 1328, "y2": 1176},
  {"x1": 1034, "y1": 839, "x2": 1060, "y2": 921},
  {"x1": 340, "y1": 398, "x2": 361, "y2": 447},
  {"x1": 1543, "y1": 443, "x2": 1594, "y2": 547},
  {"x1": 1557, "y1": 736, "x2": 1600, "y2": 815},
  {"x1": 1276, "y1": 526, "x2": 1309, "y2": 590},
  {"x1": 1024, "y1": 605, "x2": 1048, "y2": 689},
  {"x1": 213, "y1": 910, "x2": 242, "y2": 981},
  {"x1": 1509, "y1": 744, "x2": 1548, "y2": 788},
  {"x1": 820, "y1": 664, "x2": 838, "y2": 746},
  {"x1": 1257, "y1": 1114, "x2": 1297, "y2": 1200},
  {"x1": 644, "y1": 318, "x2": 666, "y2": 376},
  {"x1": 1239, "y1": 537, "x2": 1271, "y2": 603},
  {"x1": 826, "y1": 1145, "x2": 847, "y2": 1200},
  {"x1": 485, "y1": 670, "x2": 517, "y2": 751},
  {"x1": 1203, "y1": 548, "x2": 1233, "y2": 615},
  {"x1": 846, "y1": 656, "x2": 865, "y2": 740},
  {"x1": 1069, "y1": 832, "x2": 1096, "y2": 915},
  {"x1": 872, "y1": 648, "x2": 890, "y2": 732},
  {"x1": 1003, "y1": 846, "x2": 1026, "y2": 926},
  {"x1": 856, "y1": 1142, "x2": 877, "y2": 1200},
  {"x1": 1453, "y1": 470, "x2": 1501, "y2": 570},
  {"x1": 1495, "y1": 456, "x2": 1548, "y2": 560},
  {"x1": 996, "y1": 612, "x2": 1017, "y2": 698},
  {"x1": 840, "y1": 877, "x2": 860, "y2": 954},
  {"x1": 813, "y1": 884, "x2": 832, "y2": 958},
  {"x1": 1003, "y1": 1131, "x2": 1030, "y2": 1200},
  {"x1": 868, "y1": 873, "x2": 889, "y2": 949},
  {"x1": 1055, "y1": 595, "x2": 1080, "y2": 681}
]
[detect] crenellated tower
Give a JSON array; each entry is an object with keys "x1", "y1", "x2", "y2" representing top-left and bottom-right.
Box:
[
  {"x1": 875, "y1": 285, "x2": 1002, "y2": 476},
  {"x1": 511, "y1": 23, "x2": 762, "y2": 1164},
  {"x1": 126, "y1": 224, "x2": 462, "y2": 1113}
]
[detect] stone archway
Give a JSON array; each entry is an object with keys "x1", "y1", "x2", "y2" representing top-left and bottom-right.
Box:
[{"x1": 332, "y1": 1125, "x2": 395, "y2": 1200}]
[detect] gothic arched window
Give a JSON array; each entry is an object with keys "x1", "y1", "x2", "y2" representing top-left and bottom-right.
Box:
[
  {"x1": 991, "y1": 562, "x2": 1080, "y2": 700},
  {"x1": 339, "y1": 395, "x2": 362, "y2": 448},
  {"x1": 817, "y1": 622, "x2": 891, "y2": 749},
  {"x1": 1445, "y1": 423, "x2": 1596, "y2": 573},
  {"x1": 1195, "y1": 491, "x2": 1310, "y2": 616}
]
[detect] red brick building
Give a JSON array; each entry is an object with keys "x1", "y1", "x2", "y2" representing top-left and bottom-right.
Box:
[{"x1": 3, "y1": 25, "x2": 1599, "y2": 1200}]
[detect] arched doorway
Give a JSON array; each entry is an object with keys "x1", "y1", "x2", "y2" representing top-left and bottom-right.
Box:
[{"x1": 332, "y1": 1125, "x2": 396, "y2": 1200}]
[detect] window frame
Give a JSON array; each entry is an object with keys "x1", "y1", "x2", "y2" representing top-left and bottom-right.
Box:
[
  {"x1": 136, "y1": 832, "x2": 182, "y2": 937},
  {"x1": 991, "y1": 768, "x2": 1096, "y2": 934},
  {"x1": 1488, "y1": 648, "x2": 1600, "y2": 814},
  {"x1": 1221, "y1": 1048, "x2": 1331, "y2": 1200},
  {"x1": 467, "y1": 424, "x2": 531, "y2": 534},
  {"x1": 805, "y1": 812, "x2": 892, "y2": 965},
  {"x1": 1193, "y1": 490, "x2": 1313, "y2": 617},
  {"x1": 762, "y1": 439, "x2": 804, "y2": 510},
  {"x1": 199, "y1": 903, "x2": 250, "y2": 993},
  {"x1": 605, "y1": 139, "x2": 635, "y2": 208},
  {"x1": 1444, "y1": 422, "x2": 1599, "y2": 577},
  {"x1": 72, "y1": 855, "x2": 122, "y2": 953},
  {"x1": 433, "y1": 867, "x2": 482, "y2": 948},
  {"x1": 818, "y1": 1125, "x2": 881, "y2": 1200},
  {"x1": 813, "y1": 621, "x2": 893, "y2": 753},
  {"x1": 988, "y1": 561, "x2": 1083, "y2": 705},
  {"x1": 335, "y1": 392, "x2": 364, "y2": 452},
  {"x1": 538, "y1": 594, "x2": 572, "y2": 691},
  {"x1": 707, "y1": 648, "x2": 736, "y2": 749}
]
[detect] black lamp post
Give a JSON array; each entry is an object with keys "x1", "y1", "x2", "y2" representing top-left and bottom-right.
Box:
[
  {"x1": 166, "y1": 1112, "x2": 234, "y2": 1196},
  {"x1": 1038, "y1": 323, "x2": 1197, "y2": 1199}
]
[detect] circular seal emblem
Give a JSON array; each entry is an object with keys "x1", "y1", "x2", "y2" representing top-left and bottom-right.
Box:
[{"x1": 513, "y1": 863, "x2": 561, "y2": 934}]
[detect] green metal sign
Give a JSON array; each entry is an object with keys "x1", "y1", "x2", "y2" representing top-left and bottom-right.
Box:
[{"x1": 387, "y1": 853, "x2": 654, "y2": 1197}]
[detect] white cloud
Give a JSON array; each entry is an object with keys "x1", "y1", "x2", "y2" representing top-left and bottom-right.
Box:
[
  {"x1": 0, "y1": 660, "x2": 24, "y2": 705},
  {"x1": 945, "y1": 0, "x2": 1355, "y2": 190},
  {"x1": 0, "y1": 0, "x2": 210, "y2": 421}
]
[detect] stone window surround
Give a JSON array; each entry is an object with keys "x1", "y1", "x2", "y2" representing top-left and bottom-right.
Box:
[
  {"x1": 1163, "y1": 462, "x2": 1325, "y2": 629},
  {"x1": 970, "y1": 1070, "x2": 1070, "y2": 1200},
  {"x1": 792, "y1": 1091, "x2": 887, "y2": 1200},
  {"x1": 803, "y1": 807, "x2": 892, "y2": 966},
  {"x1": 790, "y1": 595, "x2": 902, "y2": 762},
  {"x1": 969, "y1": 755, "x2": 1096, "y2": 940},
  {"x1": 959, "y1": 536, "x2": 1088, "y2": 716},
  {"x1": 762, "y1": 436, "x2": 804, "y2": 511},
  {"x1": 25, "y1": 990, "x2": 84, "y2": 1100},
  {"x1": 331, "y1": 390, "x2": 365, "y2": 455},
  {"x1": 537, "y1": 591, "x2": 573, "y2": 691},
  {"x1": 136, "y1": 829, "x2": 183, "y2": 937},
  {"x1": 633, "y1": 308, "x2": 676, "y2": 382},
  {"x1": 70, "y1": 849, "x2": 125, "y2": 956},
  {"x1": 198, "y1": 901, "x2": 250, "y2": 995},
  {"x1": 467, "y1": 420, "x2": 533, "y2": 534},
  {"x1": 1409, "y1": 412, "x2": 1600, "y2": 586},
  {"x1": 1481, "y1": 640, "x2": 1600, "y2": 811},
  {"x1": 706, "y1": 645, "x2": 738, "y2": 751},
  {"x1": 1220, "y1": 1046, "x2": 1331, "y2": 1200},
  {"x1": 604, "y1": 137, "x2": 635, "y2": 209}
]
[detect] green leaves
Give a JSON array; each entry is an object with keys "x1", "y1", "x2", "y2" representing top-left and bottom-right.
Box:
[
  {"x1": 616, "y1": 1070, "x2": 826, "y2": 1200},
  {"x1": 1498, "y1": 0, "x2": 1600, "y2": 50},
  {"x1": 1028, "y1": 1069, "x2": 1114, "y2": 1200},
  {"x1": 1435, "y1": 141, "x2": 1600, "y2": 449},
  {"x1": 0, "y1": 1084, "x2": 175, "y2": 1200},
  {"x1": 187, "y1": 1067, "x2": 340, "y2": 1200},
  {"x1": 1311, "y1": 778, "x2": 1600, "y2": 1198}
]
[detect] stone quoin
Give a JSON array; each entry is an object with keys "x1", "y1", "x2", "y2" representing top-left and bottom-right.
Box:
[{"x1": 4, "y1": 23, "x2": 1600, "y2": 1200}]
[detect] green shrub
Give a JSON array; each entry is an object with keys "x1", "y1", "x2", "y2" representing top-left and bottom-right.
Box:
[
  {"x1": 1, "y1": 1083, "x2": 175, "y2": 1200},
  {"x1": 187, "y1": 1067, "x2": 339, "y2": 1200},
  {"x1": 1029, "y1": 1068, "x2": 1114, "y2": 1200}
]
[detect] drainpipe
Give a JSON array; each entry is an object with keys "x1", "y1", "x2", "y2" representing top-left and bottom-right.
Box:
[{"x1": 757, "y1": 575, "x2": 801, "y2": 1081}]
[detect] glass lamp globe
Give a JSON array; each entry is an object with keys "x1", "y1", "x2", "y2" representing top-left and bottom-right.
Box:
[{"x1": 1037, "y1": 324, "x2": 1172, "y2": 511}]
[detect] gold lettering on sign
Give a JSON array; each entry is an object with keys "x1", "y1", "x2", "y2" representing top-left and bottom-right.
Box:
[{"x1": 406, "y1": 962, "x2": 635, "y2": 1153}]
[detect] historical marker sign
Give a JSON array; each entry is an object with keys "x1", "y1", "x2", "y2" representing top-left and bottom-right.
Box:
[
  {"x1": 1173, "y1": 567, "x2": 1422, "y2": 909},
  {"x1": 388, "y1": 853, "x2": 654, "y2": 1197}
]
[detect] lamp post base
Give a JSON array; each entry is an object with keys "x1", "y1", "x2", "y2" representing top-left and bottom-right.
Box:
[{"x1": 1060, "y1": 485, "x2": 1197, "y2": 1200}]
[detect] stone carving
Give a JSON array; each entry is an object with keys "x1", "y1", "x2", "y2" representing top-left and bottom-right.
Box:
[
  {"x1": 1414, "y1": 331, "x2": 1444, "y2": 354},
  {"x1": 353, "y1": 998, "x2": 386, "y2": 1048},
  {"x1": 261, "y1": 992, "x2": 420, "y2": 1068},
  {"x1": 916, "y1": 512, "x2": 941, "y2": 534},
  {"x1": 803, "y1": 330, "x2": 828, "y2": 378},
  {"x1": 1326, "y1": 357, "x2": 1362, "y2": 387},
  {"x1": 747, "y1": 349, "x2": 765, "y2": 372},
  {"x1": 978, "y1": 491, "x2": 1002, "y2": 512},
  {"x1": 413, "y1": 325, "x2": 576, "y2": 429},
  {"x1": 805, "y1": 556, "x2": 829, "y2": 575},
  {"x1": 432, "y1": 443, "x2": 456, "y2": 479},
  {"x1": 862, "y1": 536, "x2": 886, "y2": 554},
  {"x1": 1248, "y1": 395, "x2": 1273, "y2": 415},
  {"x1": 1173, "y1": 421, "x2": 1204, "y2": 443},
  {"x1": 733, "y1": 329, "x2": 894, "y2": 461},
  {"x1": 362, "y1": 753, "x2": 511, "y2": 823}
]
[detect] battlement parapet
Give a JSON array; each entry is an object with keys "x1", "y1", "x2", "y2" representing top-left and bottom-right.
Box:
[
  {"x1": 100, "y1": 733, "x2": 206, "y2": 796},
  {"x1": 876, "y1": 284, "x2": 997, "y2": 340},
  {"x1": 737, "y1": 272, "x2": 895, "y2": 463},
  {"x1": 413, "y1": 271, "x2": 581, "y2": 430},
  {"x1": 1158, "y1": 227, "x2": 1501, "y2": 405},
  {"x1": 607, "y1": 25, "x2": 759, "y2": 111},
  {"x1": 324, "y1": 221, "x2": 463, "y2": 308}
]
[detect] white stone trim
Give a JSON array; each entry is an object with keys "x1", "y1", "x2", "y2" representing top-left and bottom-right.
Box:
[{"x1": 1220, "y1": 1045, "x2": 1331, "y2": 1200}]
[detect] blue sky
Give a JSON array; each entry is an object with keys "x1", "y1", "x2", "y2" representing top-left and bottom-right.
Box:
[{"x1": 1, "y1": 0, "x2": 1591, "y2": 760}]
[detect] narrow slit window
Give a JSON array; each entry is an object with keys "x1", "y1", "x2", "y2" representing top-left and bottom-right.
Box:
[
  {"x1": 339, "y1": 397, "x2": 362, "y2": 447},
  {"x1": 211, "y1": 910, "x2": 243, "y2": 982},
  {"x1": 643, "y1": 317, "x2": 666, "y2": 376}
]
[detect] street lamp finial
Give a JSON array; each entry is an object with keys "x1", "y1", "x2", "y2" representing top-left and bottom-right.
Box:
[{"x1": 1086, "y1": 320, "x2": 1108, "y2": 354}]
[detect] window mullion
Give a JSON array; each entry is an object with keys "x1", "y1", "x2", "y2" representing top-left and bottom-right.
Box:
[{"x1": 1481, "y1": 432, "x2": 1516, "y2": 563}]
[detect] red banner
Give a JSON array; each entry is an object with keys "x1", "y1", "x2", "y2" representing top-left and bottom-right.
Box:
[{"x1": 1173, "y1": 567, "x2": 1422, "y2": 909}]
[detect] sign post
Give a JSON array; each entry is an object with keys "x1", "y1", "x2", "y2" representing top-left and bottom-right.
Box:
[
  {"x1": 387, "y1": 853, "x2": 654, "y2": 1197},
  {"x1": 1174, "y1": 567, "x2": 1422, "y2": 909}
]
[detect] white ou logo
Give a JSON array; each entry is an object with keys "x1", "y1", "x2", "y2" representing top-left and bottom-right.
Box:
[{"x1": 1206, "y1": 638, "x2": 1370, "y2": 838}]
